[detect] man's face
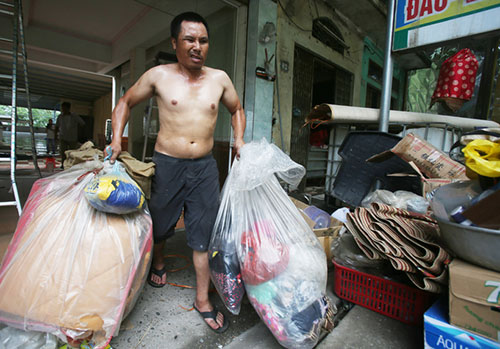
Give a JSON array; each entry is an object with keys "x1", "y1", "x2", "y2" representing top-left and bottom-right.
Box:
[{"x1": 172, "y1": 20, "x2": 209, "y2": 70}]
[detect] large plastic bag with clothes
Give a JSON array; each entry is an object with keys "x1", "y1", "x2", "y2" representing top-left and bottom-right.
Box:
[
  {"x1": 209, "y1": 139, "x2": 334, "y2": 348},
  {"x1": 0, "y1": 159, "x2": 153, "y2": 349}
]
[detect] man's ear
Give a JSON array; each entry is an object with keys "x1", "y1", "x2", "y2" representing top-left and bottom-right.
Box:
[{"x1": 171, "y1": 37, "x2": 177, "y2": 50}]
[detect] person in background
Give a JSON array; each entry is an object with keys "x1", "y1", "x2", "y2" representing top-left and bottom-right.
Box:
[
  {"x1": 45, "y1": 119, "x2": 56, "y2": 155},
  {"x1": 107, "y1": 11, "x2": 245, "y2": 333},
  {"x1": 55, "y1": 102, "x2": 84, "y2": 169}
]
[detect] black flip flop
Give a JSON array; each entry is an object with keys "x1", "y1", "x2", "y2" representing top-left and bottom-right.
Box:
[
  {"x1": 148, "y1": 266, "x2": 167, "y2": 288},
  {"x1": 193, "y1": 304, "x2": 229, "y2": 333}
]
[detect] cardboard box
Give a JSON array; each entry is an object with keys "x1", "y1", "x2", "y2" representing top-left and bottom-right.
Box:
[
  {"x1": 449, "y1": 259, "x2": 500, "y2": 342},
  {"x1": 407, "y1": 161, "x2": 461, "y2": 197},
  {"x1": 317, "y1": 235, "x2": 334, "y2": 261},
  {"x1": 289, "y1": 197, "x2": 342, "y2": 235},
  {"x1": 424, "y1": 297, "x2": 500, "y2": 349},
  {"x1": 289, "y1": 197, "x2": 343, "y2": 260},
  {"x1": 368, "y1": 133, "x2": 468, "y2": 180}
]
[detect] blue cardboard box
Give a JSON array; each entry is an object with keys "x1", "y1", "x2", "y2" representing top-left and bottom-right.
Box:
[{"x1": 424, "y1": 297, "x2": 500, "y2": 349}]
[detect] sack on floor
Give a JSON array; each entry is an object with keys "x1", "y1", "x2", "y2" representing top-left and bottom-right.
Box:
[
  {"x1": 85, "y1": 160, "x2": 146, "y2": 214},
  {"x1": 0, "y1": 159, "x2": 153, "y2": 348},
  {"x1": 209, "y1": 139, "x2": 335, "y2": 349}
]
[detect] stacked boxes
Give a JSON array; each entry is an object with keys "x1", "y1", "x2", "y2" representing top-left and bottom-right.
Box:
[
  {"x1": 424, "y1": 297, "x2": 499, "y2": 349},
  {"x1": 448, "y1": 260, "x2": 500, "y2": 342},
  {"x1": 424, "y1": 259, "x2": 500, "y2": 348}
]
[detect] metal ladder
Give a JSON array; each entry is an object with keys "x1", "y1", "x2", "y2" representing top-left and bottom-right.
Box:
[{"x1": 0, "y1": 0, "x2": 40, "y2": 215}]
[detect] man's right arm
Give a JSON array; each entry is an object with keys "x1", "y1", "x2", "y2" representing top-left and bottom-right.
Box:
[{"x1": 109, "y1": 68, "x2": 157, "y2": 162}]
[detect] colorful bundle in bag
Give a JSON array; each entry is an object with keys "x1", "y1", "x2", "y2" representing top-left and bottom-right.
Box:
[
  {"x1": 208, "y1": 170, "x2": 246, "y2": 315},
  {"x1": 209, "y1": 138, "x2": 335, "y2": 348},
  {"x1": 0, "y1": 159, "x2": 152, "y2": 348},
  {"x1": 84, "y1": 161, "x2": 145, "y2": 214},
  {"x1": 208, "y1": 249, "x2": 244, "y2": 314}
]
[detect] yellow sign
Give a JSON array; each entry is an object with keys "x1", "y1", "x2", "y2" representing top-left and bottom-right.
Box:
[{"x1": 394, "y1": 0, "x2": 500, "y2": 50}]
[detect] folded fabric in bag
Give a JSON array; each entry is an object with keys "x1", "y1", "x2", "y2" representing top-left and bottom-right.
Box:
[
  {"x1": 209, "y1": 139, "x2": 335, "y2": 348},
  {"x1": 85, "y1": 161, "x2": 145, "y2": 214},
  {"x1": 0, "y1": 160, "x2": 153, "y2": 348},
  {"x1": 345, "y1": 203, "x2": 450, "y2": 293}
]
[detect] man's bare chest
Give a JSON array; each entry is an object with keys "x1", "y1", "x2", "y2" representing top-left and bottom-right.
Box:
[{"x1": 155, "y1": 80, "x2": 223, "y2": 112}]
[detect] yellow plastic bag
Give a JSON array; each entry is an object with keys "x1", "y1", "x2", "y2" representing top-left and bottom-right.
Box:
[{"x1": 462, "y1": 139, "x2": 500, "y2": 178}]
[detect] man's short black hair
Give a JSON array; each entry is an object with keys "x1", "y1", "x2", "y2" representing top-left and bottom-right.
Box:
[
  {"x1": 170, "y1": 12, "x2": 209, "y2": 40},
  {"x1": 61, "y1": 102, "x2": 71, "y2": 109}
]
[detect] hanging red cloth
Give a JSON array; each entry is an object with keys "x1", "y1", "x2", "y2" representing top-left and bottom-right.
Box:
[{"x1": 431, "y1": 48, "x2": 479, "y2": 112}]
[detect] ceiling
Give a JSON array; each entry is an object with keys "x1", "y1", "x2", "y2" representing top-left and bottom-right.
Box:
[
  {"x1": 0, "y1": 0, "x2": 427, "y2": 111},
  {"x1": 0, "y1": 0, "x2": 231, "y2": 110}
]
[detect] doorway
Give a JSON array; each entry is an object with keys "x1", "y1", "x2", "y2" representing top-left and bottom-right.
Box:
[{"x1": 291, "y1": 45, "x2": 353, "y2": 191}]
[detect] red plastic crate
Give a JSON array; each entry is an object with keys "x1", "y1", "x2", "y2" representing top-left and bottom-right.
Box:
[{"x1": 333, "y1": 260, "x2": 436, "y2": 325}]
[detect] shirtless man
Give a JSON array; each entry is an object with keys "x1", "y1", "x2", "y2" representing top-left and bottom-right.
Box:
[{"x1": 108, "y1": 12, "x2": 245, "y2": 333}]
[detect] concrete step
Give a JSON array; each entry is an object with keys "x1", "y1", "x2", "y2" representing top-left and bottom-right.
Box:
[{"x1": 317, "y1": 305, "x2": 423, "y2": 349}]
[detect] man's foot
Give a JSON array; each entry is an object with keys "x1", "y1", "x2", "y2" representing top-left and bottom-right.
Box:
[
  {"x1": 193, "y1": 302, "x2": 229, "y2": 333},
  {"x1": 148, "y1": 265, "x2": 167, "y2": 288}
]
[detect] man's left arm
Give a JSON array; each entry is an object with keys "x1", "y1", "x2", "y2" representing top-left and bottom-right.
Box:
[{"x1": 220, "y1": 72, "x2": 246, "y2": 157}]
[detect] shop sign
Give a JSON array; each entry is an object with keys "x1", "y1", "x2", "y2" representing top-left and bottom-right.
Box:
[{"x1": 393, "y1": 0, "x2": 500, "y2": 51}]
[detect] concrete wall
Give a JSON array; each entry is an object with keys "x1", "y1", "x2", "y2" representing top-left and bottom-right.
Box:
[
  {"x1": 206, "y1": 6, "x2": 238, "y2": 142},
  {"x1": 273, "y1": 0, "x2": 365, "y2": 153},
  {"x1": 243, "y1": 0, "x2": 277, "y2": 143}
]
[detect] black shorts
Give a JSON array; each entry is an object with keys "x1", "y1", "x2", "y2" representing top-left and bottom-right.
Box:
[{"x1": 149, "y1": 151, "x2": 220, "y2": 251}]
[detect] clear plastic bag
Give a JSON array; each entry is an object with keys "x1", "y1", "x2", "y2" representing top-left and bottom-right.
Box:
[
  {"x1": 84, "y1": 161, "x2": 146, "y2": 214},
  {"x1": 0, "y1": 159, "x2": 152, "y2": 348},
  {"x1": 209, "y1": 139, "x2": 333, "y2": 348},
  {"x1": 0, "y1": 326, "x2": 58, "y2": 349},
  {"x1": 362, "y1": 189, "x2": 429, "y2": 214}
]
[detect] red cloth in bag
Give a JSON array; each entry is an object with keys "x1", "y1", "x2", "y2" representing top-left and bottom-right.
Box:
[{"x1": 240, "y1": 220, "x2": 289, "y2": 285}]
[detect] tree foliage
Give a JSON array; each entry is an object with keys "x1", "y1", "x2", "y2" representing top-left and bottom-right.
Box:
[{"x1": 0, "y1": 104, "x2": 54, "y2": 127}]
